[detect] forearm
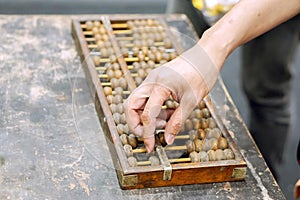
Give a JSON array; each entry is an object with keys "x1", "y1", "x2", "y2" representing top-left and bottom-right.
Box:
[{"x1": 199, "y1": 0, "x2": 300, "y2": 69}]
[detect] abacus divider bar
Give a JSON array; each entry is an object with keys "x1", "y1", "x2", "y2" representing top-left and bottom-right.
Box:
[{"x1": 101, "y1": 16, "x2": 137, "y2": 92}]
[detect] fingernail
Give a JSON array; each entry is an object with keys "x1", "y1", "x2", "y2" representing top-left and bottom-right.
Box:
[{"x1": 165, "y1": 133, "x2": 175, "y2": 145}]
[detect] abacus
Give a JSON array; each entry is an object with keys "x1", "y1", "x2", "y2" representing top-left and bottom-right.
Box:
[{"x1": 71, "y1": 15, "x2": 247, "y2": 189}]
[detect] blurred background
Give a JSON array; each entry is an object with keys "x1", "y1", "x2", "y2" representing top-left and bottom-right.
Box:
[{"x1": 0, "y1": 0, "x2": 299, "y2": 199}]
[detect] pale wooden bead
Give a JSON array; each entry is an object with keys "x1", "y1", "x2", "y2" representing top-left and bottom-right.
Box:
[
  {"x1": 189, "y1": 151, "x2": 200, "y2": 162},
  {"x1": 186, "y1": 140, "x2": 195, "y2": 154},
  {"x1": 128, "y1": 156, "x2": 137, "y2": 167},
  {"x1": 103, "y1": 86, "x2": 112, "y2": 96},
  {"x1": 194, "y1": 139, "x2": 203, "y2": 152},
  {"x1": 199, "y1": 151, "x2": 209, "y2": 162},
  {"x1": 215, "y1": 149, "x2": 226, "y2": 161},
  {"x1": 124, "y1": 144, "x2": 133, "y2": 157},
  {"x1": 218, "y1": 137, "x2": 228, "y2": 149},
  {"x1": 120, "y1": 134, "x2": 128, "y2": 145},
  {"x1": 197, "y1": 129, "x2": 206, "y2": 140},
  {"x1": 149, "y1": 156, "x2": 160, "y2": 166},
  {"x1": 224, "y1": 149, "x2": 235, "y2": 159},
  {"x1": 208, "y1": 150, "x2": 216, "y2": 161},
  {"x1": 128, "y1": 134, "x2": 138, "y2": 149},
  {"x1": 116, "y1": 123, "x2": 124, "y2": 135}
]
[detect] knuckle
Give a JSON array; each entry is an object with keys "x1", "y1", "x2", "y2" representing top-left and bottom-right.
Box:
[{"x1": 141, "y1": 111, "x2": 151, "y2": 125}]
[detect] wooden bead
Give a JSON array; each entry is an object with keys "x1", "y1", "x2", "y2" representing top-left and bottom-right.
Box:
[
  {"x1": 202, "y1": 138, "x2": 218, "y2": 151},
  {"x1": 106, "y1": 69, "x2": 114, "y2": 81},
  {"x1": 147, "y1": 52, "x2": 155, "y2": 61},
  {"x1": 110, "y1": 55, "x2": 117, "y2": 63},
  {"x1": 120, "y1": 113, "x2": 126, "y2": 124},
  {"x1": 114, "y1": 87, "x2": 123, "y2": 95},
  {"x1": 169, "y1": 52, "x2": 177, "y2": 60},
  {"x1": 186, "y1": 140, "x2": 195, "y2": 154},
  {"x1": 197, "y1": 129, "x2": 206, "y2": 140},
  {"x1": 165, "y1": 99, "x2": 175, "y2": 109},
  {"x1": 121, "y1": 48, "x2": 129, "y2": 57},
  {"x1": 105, "y1": 40, "x2": 112, "y2": 48},
  {"x1": 189, "y1": 151, "x2": 199, "y2": 162},
  {"x1": 140, "y1": 61, "x2": 148, "y2": 69},
  {"x1": 128, "y1": 156, "x2": 137, "y2": 167},
  {"x1": 110, "y1": 103, "x2": 117, "y2": 113},
  {"x1": 208, "y1": 150, "x2": 216, "y2": 161},
  {"x1": 199, "y1": 101, "x2": 206, "y2": 109},
  {"x1": 100, "y1": 48, "x2": 109, "y2": 57},
  {"x1": 215, "y1": 149, "x2": 226, "y2": 161},
  {"x1": 162, "y1": 53, "x2": 170, "y2": 61},
  {"x1": 123, "y1": 124, "x2": 130, "y2": 134},
  {"x1": 194, "y1": 108, "x2": 203, "y2": 119},
  {"x1": 92, "y1": 27, "x2": 99, "y2": 35},
  {"x1": 199, "y1": 151, "x2": 209, "y2": 162},
  {"x1": 113, "y1": 94, "x2": 123, "y2": 104},
  {"x1": 185, "y1": 119, "x2": 193, "y2": 131},
  {"x1": 145, "y1": 68, "x2": 152, "y2": 75},
  {"x1": 189, "y1": 130, "x2": 198, "y2": 141},
  {"x1": 111, "y1": 78, "x2": 119, "y2": 88},
  {"x1": 149, "y1": 156, "x2": 160, "y2": 166},
  {"x1": 205, "y1": 128, "x2": 221, "y2": 139},
  {"x1": 113, "y1": 112, "x2": 121, "y2": 124},
  {"x1": 112, "y1": 63, "x2": 120, "y2": 70},
  {"x1": 147, "y1": 60, "x2": 155, "y2": 68},
  {"x1": 164, "y1": 38, "x2": 172, "y2": 48},
  {"x1": 157, "y1": 132, "x2": 167, "y2": 147},
  {"x1": 192, "y1": 118, "x2": 200, "y2": 130},
  {"x1": 200, "y1": 118, "x2": 209, "y2": 129},
  {"x1": 135, "y1": 76, "x2": 143, "y2": 85},
  {"x1": 194, "y1": 139, "x2": 203, "y2": 152},
  {"x1": 137, "y1": 68, "x2": 146, "y2": 79},
  {"x1": 85, "y1": 21, "x2": 93, "y2": 31},
  {"x1": 93, "y1": 56, "x2": 101, "y2": 66},
  {"x1": 116, "y1": 103, "x2": 124, "y2": 114},
  {"x1": 120, "y1": 134, "x2": 128, "y2": 145},
  {"x1": 138, "y1": 53, "x2": 145, "y2": 61},
  {"x1": 218, "y1": 137, "x2": 228, "y2": 149},
  {"x1": 141, "y1": 46, "x2": 148, "y2": 55},
  {"x1": 132, "y1": 62, "x2": 140, "y2": 70},
  {"x1": 208, "y1": 118, "x2": 217, "y2": 128},
  {"x1": 128, "y1": 134, "x2": 138, "y2": 149},
  {"x1": 106, "y1": 95, "x2": 113, "y2": 104},
  {"x1": 124, "y1": 144, "x2": 133, "y2": 157},
  {"x1": 93, "y1": 20, "x2": 101, "y2": 27},
  {"x1": 103, "y1": 86, "x2": 112, "y2": 96},
  {"x1": 116, "y1": 124, "x2": 124, "y2": 135},
  {"x1": 155, "y1": 51, "x2": 162, "y2": 62},
  {"x1": 99, "y1": 27, "x2": 106, "y2": 35},
  {"x1": 118, "y1": 77, "x2": 127, "y2": 89},
  {"x1": 224, "y1": 149, "x2": 235, "y2": 159},
  {"x1": 202, "y1": 108, "x2": 210, "y2": 118},
  {"x1": 114, "y1": 69, "x2": 123, "y2": 79}
]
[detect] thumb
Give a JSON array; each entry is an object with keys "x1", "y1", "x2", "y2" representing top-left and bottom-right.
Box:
[{"x1": 164, "y1": 95, "x2": 198, "y2": 145}]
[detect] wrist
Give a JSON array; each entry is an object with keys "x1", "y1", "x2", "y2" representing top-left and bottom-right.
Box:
[{"x1": 198, "y1": 27, "x2": 235, "y2": 71}]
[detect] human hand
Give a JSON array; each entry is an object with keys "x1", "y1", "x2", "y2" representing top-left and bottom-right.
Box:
[{"x1": 124, "y1": 44, "x2": 219, "y2": 152}]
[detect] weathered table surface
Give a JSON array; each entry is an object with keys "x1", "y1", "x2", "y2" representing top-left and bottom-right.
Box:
[{"x1": 0, "y1": 15, "x2": 285, "y2": 200}]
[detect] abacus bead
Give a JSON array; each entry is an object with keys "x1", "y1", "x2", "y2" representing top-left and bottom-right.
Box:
[
  {"x1": 120, "y1": 134, "x2": 128, "y2": 145},
  {"x1": 145, "y1": 68, "x2": 152, "y2": 75},
  {"x1": 208, "y1": 118, "x2": 217, "y2": 128},
  {"x1": 138, "y1": 53, "x2": 145, "y2": 61},
  {"x1": 205, "y1": 128, "x2": 221, "y2": 139},
  {"x1": 185, "y1": 119, "x2": 193, "y2": 131},
  {"x1": 116, "y1": 103, "x2": 124, "y2": 114},
  {"x1": 85, "y1": 21, "x2": 93, "y2": 30},
  {"x1": 189, "y1": 151, "x2": 200, "y2": 162},
  {"x1": 208, "y1": 150, "x2": 216, "y2": 161},
  {"x1": 194, "y1": 139, "x2": 203, "y2": 152},
  {"x1": 128, "y1": 134, "x2": 138, "y2": 149},
  {"x1": 164, "y1": 38, "x2": 172, "y2": 48},
  {"x1": 132, "y1": 62, "x2": 140, "y2": 70},
  {"x1": 155, "y1": 51, "x2": 162, "y2": 62},
  {"x1": 118, "y1": 77, "x2": 127, "y2": 89},
  {"x1": 147, "y1": 52, "x2": 155, "y2": 61},
  {"x1": 169, "y1": 52, "x2": 177, "y2": 60},
  {"x1": 147, "y1": 60, "x2": 155, "y2": 68},
  {"x1": 189, "y1": 130, "x2": 198, "y2": 141},
  {"x1": 200, "y1": 118, "x2": 209, "y2": 129},
  {"x1": 128, "y1": 156, "x2": 137, "y2": 167},
  {"x1": 124, "y1": 144, "x2": 133, "y2": 157},
  {"x1": 116, "y1": 124, "x2": 124, "y2": 135},
  {"x1": 114, "y1": 69, "x2": 123, "y2": 79},
  {"x1": 194, "y1": 109, "x2": 202, "y2": 119},
  {"x1": 186, "y1": 140, "x2": 195, "y2": 154},
  {"x1": 99, "y1": 26, "x2": 106, "y2": 35},
  {"x1": 103, "y1": 86, "x2": 112, "y2": 96},
  {"x1": 137, "y1": 68, "x2": 146, "y2": 78},
  {"x1": 112, "y1": 63, "x2": 120, "y2": 70},
  {"x1": 162, "y1": 52, "x2": 170, "y2": 61},
  {"x1": 199, "y1": 151, "x2": 209, "y2": 162},
  {"x1": 140, "y1": 61, "x2": 147, "y2": 69},
  {"x1": 135, "y1": 76, "x2": 143, "y2": 85},
  {"x1": 110, "y1": 103, "x2": 117, "y2": 113},
  {"x1": 141, "y1": 46, "x2": 148, "y2": 55},
  {"x1": 100, "y1": 48, "x2": 109, "y2": 57},
  {"x1": 106, "y1": 95, "x2": 113, "y2": 104},
  {"x1": 210, "y1": 138, "x2": 218, "y2": 150},
  {"x1": 113, "y1": 113, "x2": 121, "y2": 124},
  {"x1": 165, "y1": 99, "x2": 175, "y2": 109},
  {"x1": 106, "y1": 69, "x2": 114, "y2": 81},
  {"x1": 93, "y1": 56, "x2": 101, "y2": 66},
  {"x1": 197, "y1": 129, "x2": 206, "y2": 139},
  {"x1": 120, "y1": 113, "x2": 126, "y2": 124},
  {"x1": 110, "y1": 55, "x2": 117, "y2": 63},
  {"x1": 202, "y1": 108, "x2": 210, "y2": 118},
  {"x1": 111, "y1": 78, "x2": 119, "y2": 88},
  {"x1": 92, "y1": 27, "x2": 99, "y2": 35},
  {"x1": 93, "y1": 20, "x2": 101, "y2": 27},
  {"x1": 114, "y1": 87, "x2": 123, "y2": 95},
  {"x1": 218, "y1": 137, "x2": 228, "y2": 149},
  {"x1": 215, "y1": 149, "x2": 226, "y2": 160},
  {"x1": 123, "y1": 124, "x2": 130, "y2": 134},
  {"x1": 113, "y1": 95, "x2": 123, "y2": 104},
  {"x1": 158, "y1": 132, "x2": 167, "y2": 147},
  {"x1": 149, "y1": 156, "x2": 160, "y2": 166},
  {"x1": 192, "y1": 118, "x2": 200, "y2": 129},
  {"x1": 224, "y1": 149, "x2": 235, "y2": 159},
  {"x1": 199, "y1": 101, "x2": 206, "y2": 109}
]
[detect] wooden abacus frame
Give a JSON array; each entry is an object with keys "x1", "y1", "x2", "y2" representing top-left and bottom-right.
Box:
[{"x1": 71, "y1": 14, "x2": 247, "y2": 189}]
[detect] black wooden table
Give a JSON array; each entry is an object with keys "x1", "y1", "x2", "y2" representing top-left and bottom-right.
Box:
[{"x1": 0, "y1": 15, "x2": 285, "y2": 200}]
